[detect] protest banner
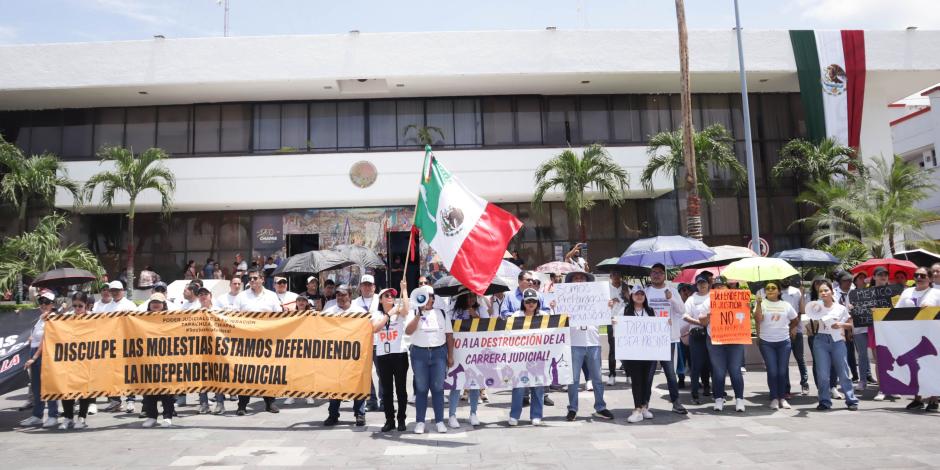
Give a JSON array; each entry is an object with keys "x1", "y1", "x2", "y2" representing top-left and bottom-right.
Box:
[
  {"x1": 709, "y1": 290, "x2": 753, "y2": 345},
  {"x1": 613, "y1": 316, "x2": 671, "y2": 361},
  {"x1": 445, "y1": 315, "x2": 572, "y2": 390},
  {"x1": 873, "y1": 307, "x2": 940, "y2": 396},
  {"x1": 40, "y1": 309, "x2": 373, "y2": 401},
  {"x1": 0, "y1": 308, "x2": 41, "y2": 396},
  {"x1": 552, "y1": 281, "x2": 611, "y2": 327},
  {"x1": 848, "y1": 285, "x2": 905, "y2": 328}
]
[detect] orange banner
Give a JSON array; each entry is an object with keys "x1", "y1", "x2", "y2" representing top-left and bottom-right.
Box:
[
  {"x1": 40, "y1": 310, "x2": 373, "y2": 401},
  {"x1": 709, "y1": 290, "x2": 753, "y2": 345}
]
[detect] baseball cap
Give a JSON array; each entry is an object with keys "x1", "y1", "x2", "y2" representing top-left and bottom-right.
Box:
[
  {"x1": 306, "y1": 276, "x2": 319, "y2": 284},
  {"x1": 360, "y1": 274, "x2": 375, "y2": 285},
  {"x1": 39, "y1": 291, "x2": 55, "y2": 302},
  {"x1": 378, "y1": 287, "x2": 399, "y2": 298},
  {"x1": 522, "y1": 288, "x2": 539, "y2": 301},
  {"x1": 148, "y1": 292, "x2": 167, "y2": 303},
  {"x1": 335, "y1": 284, "x2": 351, "y2": 294},
  {"x1": 873, "y1": 266, "x2": 889, "y2": 276},
  {"x1": 274, "y1": 276, "x2": 287, "y2": 284},
  {"x1": 695, "y1": 274, "x2": 710, "y2": 284},
  {"x1": 153, "y1": 281, "x2": 167, "y2": 292},
  {"x1": 107, "y1": 280, "x2": 124, "y2": 290},
  {"x1": 630, "y1": 286, "x2": 647, "y2": 295}
]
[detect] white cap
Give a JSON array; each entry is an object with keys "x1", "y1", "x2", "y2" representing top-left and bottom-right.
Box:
[
  {"x1": 107, "y1": 280, "x2": 124, "y2": 290},
  {"x1": 360, "y1": 274, "x2": 375, "y2": 285},
  {"x1": 39, "y1": 291, "x2": 55, "y2": 301},
  {"x1": 306, "y1": 275, "x2": 319, "y2": 284}
]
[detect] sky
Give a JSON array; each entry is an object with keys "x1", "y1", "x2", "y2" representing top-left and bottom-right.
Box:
[{"x1": 0, "y1": 0, "x2": 938, "y2": 45}]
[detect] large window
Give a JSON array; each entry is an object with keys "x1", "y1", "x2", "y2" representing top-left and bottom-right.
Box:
[
  {"x1": 579, "y1": 96, "x2": 609, "y2": 144},
  {"x1": 396, "y1": 100, "x2": 423, "y2": 148},
  {"x1": 94, "y1": 108, "x2": 124, "y2": 152},
  {"x1": 368, "y1": 101, "x2": 397, "y2": 149},
  {"x1": 253, "y1": 104, "x2": 280, "y2": 151},
  {"x1": 425, "y1": 99, "x2": 454, "y2": 147},
  {"x1": 125, "y1": 107, "x2": 155, "y2": 152},
  {"x1": 515, "y1": 97, "x2": 542, "y2": 144},
  {"x1": 310, "y1": 102, "x2": 338, "y2": 150},
  {"x1": 220, "y1": 104, "x2": 251, "y2": 152},
  {"x1": 337, "y1": 101, "x2": 365, "y2": 149},
  {"x1": 543, "y1": 97, "x2": 579, "y2": 146},
  {"x1": 482, "y1": 97, "x2": 513, "y2": 146},
  {"x1": 62, "y1": 109, "x2": 94, "y2": 159},
  {"x1": 280, "y1": 103, "x2": 307, "y2": 150},
  {"x1": 30, "y1": 110, "x2": 63, "y2": 155},
  {"x1": 157, "y1": 106, "x2": 190, "y2": 154}
]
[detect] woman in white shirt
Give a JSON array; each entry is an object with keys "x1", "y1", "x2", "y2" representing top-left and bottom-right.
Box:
[
  {"x1": 755, "y1": 281, "x2": 799, "y2": 410},
  {"x1": 622, "y1": 286, "x2": 658, "y2": 423},
  {"x1": 19, "y1": 291, "x2": 60, "y2": 428},
  {"x1": 371, "y1": 281, "x2": 410, "y2": 432},
  {"x1": 896, "y1": 266, "x2": 940, "y2": 412},
  {"x1": 682, "y1": 275, "x2": 713, "y2": 404},
  {"x1": 446, "y1": 292, "x2": 487, "y2": 428},
  {"x1": 404, "y1": 286, "x2": 454, "y2": 434},
  {"x1": 804, "y1": 281, "x2": 859, "y2": 411},
  {"x1": 508, "y1": 289, "x2": 546, "y2": 426},
  {"x1": 58, "y1": 292, "x2": 95, "y2": 430}
]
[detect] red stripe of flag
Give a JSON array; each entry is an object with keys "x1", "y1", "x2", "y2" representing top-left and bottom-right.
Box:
[
  {"x1": 842, "y1": 30, "x2": 866, "y2": 151},
  {"x1": 448, "y1": 203, "x2": 522, "y2": 295}
]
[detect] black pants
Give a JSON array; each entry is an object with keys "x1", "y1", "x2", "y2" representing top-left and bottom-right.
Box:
[
  {"x1": 607, "y1": 331, "x2": 624, "y2": 378},
  {"x1": 143, "y1": 394, "x2": 175, "y2": 419},
  {"x1": 62, "y1": 398, "x2": 93, "y2": 420},
  {"x1": 376, "y1": 352, "x2": 409, "y2": 422},
  {"x1": 689, "y1": 330, "x2": 712, "y2": 397},
  {"x1": 625, "y1": 360, "x2": 653, "y2": 408},
  {"x1": 846, "y1": 337, "x2": 859, "y2": 380},
  {"x1": 238, "y1": 395, "x2": 274, "y2": 410}
]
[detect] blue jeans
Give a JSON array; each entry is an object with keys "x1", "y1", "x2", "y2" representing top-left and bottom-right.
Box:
[
  {"x1": 689, "y1": 330, "x2": 711, "y2": 397},
  {"x1": 410, "y1": 344, "x2": 447, "y2": 423},
  {"x1": 787, "y1": 332, "x2": 809, "y2": 394},
  {"x1": 29, "y1": 347, "x2": 58, "y2": 419},
  {"x1": 812, "y1": 335, "x2": 859, "y2": 408},
  {"x1": 449, "y1": 389, "x2": 479, "y2": 417},
  {"x1": 199, "y1": 392, "x2": 225, "y2": 405},
  {"x1": 706, "y1": 338, "x2": 745, "y2": 400},
  {"x1": 646, "y1": 342, "x2": 680, "y2": 404},
  {"x1": 510, "y1": 386, "x2": 544, "y2": 420},
  {"x1": 807, "y1": 334, "x2": 838, "y2": 390},
  {"x1": 853, "y1": 331, "x2": 871, "y2": 382},
  {"x1": 567, "y1": 345, "x2": 606, "y2": 412},
  {"x1": 328, "y1": 398, "x2": 365, "y2": 418},
  {"x1": 759, "y1": 338, "x2": 791, "y2": 400}
]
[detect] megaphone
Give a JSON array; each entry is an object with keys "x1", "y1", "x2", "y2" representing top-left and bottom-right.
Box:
[{"x1": 410, "y1": 286, "x2": 433, "y2": 308}]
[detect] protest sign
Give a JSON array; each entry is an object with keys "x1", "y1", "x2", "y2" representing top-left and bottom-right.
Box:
[
  {"x1": 613, "y1": 316, "x2": 671, "y2": 361},
  {"x1": 709, "y1": 290, "x2": 752, "y2": 345},
  {"x1": 849, "y1": 284, "x2": 905, "y2": 327},
  {"x1": 40, "y1": 310, "x2": 373, "y2": 400},
  {"x1": 0, "y1": 308, "x2": 41, "y2": 396},
  {"x1": 873, "y1": 307, "x2": 940, "y2": 396},
  {"x1": 445, "y1": 315, "x2": 572, "y2": 390},
  {"x1": 552, "y1": 281, "x2": 611, "y2": 327}
]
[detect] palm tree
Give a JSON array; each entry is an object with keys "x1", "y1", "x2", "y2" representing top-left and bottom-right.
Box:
[
  {"x1": 674, "y1": 0, "x2": 701, "y2": 239},
  {"x1": 771, "y1": 137, "x2": 864, "y2": 182},
  {"x1": 641, "y1": 123, "x2": 747, "y2": 204},
  {"x1": 532, "y1": 144, "x2": 630, "y2": 242},
  {"x1": 0, "y1": 136, "x2": 81, "y2": 234},
  {"x1": 403, "y1": 125, "x2": 445, "y2": 146},
  {"x1": 0, "y1": 213, "x2": 103, "y2": 292},
  {"x1": 84, "y1": 147, "x2": 175, "y2": 296}
]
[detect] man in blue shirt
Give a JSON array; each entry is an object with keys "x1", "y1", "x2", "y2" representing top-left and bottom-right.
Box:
[{"x1": 502, "y1": 271, "x2": 551, "y2": 317}]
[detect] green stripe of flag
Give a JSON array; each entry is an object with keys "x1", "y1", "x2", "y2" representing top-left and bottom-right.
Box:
[
  {"x1": 414, "y1": 148, "x2": 451, "y2": 243},
  {"x1": 789, "y1": 30, "x2": 827, "y2": 144}
]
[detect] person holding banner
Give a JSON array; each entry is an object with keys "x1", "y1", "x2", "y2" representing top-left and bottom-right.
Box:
[
  {"x1": 234, "y1": 268, "x2": 282, "y2": 416},
  {"x1": 644, "y1": 263, "x2": 687, "y2": 415},
  {"x1": 807, "y1": 277, "x2": 841, "y2": 399},
  {"x1": 141, "y1": 293, "x2": 178, "y2": 427},
  {"x1": 58, "y1": 292, "x2": 96, "y2": 430},
  {"x1": 618, "y1": 286, "x2": 658, "y2": 423},
  {"x1": 754, "y1": 281, "x2": 799, "y2": 410},
  {"x1": 606, "y1": 272, "x2": 626, "y2": 386},
  {"x1": 508, "y1": 288, "x2": 547, "y2": 426},
  {"x1": 447, "y1": 291, "x2": 487, "y2": 428},
  {"x1": 682, "y1": 275, "x2": 713, "y2": 404},
  {"x1": 805, "y1": 281, "x2": 859, "y2": 411},
  {"x1": 405, "y1": 285, "x2": 453, "y2": 434},
  {"x1": 564, "y1": 271, "x2": 614, "y2": 422},
  {"x1": 896, "y1": 266, "x2": 940, "y2": 412},
  {"x1": 322, "y1": 284, "x2": 368, "y2": 426},
  {"x1": 18, "y1": 291, "x2": 60, "y2": 428},
  {"x1": 863, "y1": 268, "x2": 891, "y2": 402},
  {"x1": 705, "y1": 277, "x2": 746, "y2": 413},
  {"x1": 371, "y1": 281, "x2": 410, "y2": 432}
]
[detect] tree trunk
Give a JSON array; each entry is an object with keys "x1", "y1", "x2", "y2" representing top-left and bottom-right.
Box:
[
  {"x1": 126, "y1": 201, "x2": 136, "y2": 300},
  {"x1": 675, "y1": 0, "x2": 703, "y2": 240},
  {"x1": 15, "y1": 200, "x2": 26, "y2": 302}
]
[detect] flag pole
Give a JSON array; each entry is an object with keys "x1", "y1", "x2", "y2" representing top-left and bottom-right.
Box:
[{"x1": 401, "y1": 145, "x2": 433, "y2": 297}]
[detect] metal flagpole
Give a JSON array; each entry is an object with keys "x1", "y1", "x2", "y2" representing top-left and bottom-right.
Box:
[{"x1": 733, "y1": 0, "x2": 761, "y2": 254}]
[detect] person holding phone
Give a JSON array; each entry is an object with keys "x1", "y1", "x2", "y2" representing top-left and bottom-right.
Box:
[{"x1": 565, "y1": 243, "x2": 589, "y2": 271}]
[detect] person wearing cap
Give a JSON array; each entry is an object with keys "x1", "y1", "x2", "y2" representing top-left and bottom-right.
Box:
[
  {"x1": 863, "y1": 266, "x2": 891, "y2": 401},
  {"x1": 896, "y1": 266, "x2": 940, "y2": 412},
  {"x1": 446, "y1": 290, "x2": 488, "y2": 428},
  {"x1": 97, "y1": 280, "x2": 139, "y2": 413},
  {"x1": 563, "y1": 270, "x2": 615, "y2": 422},
  {"x1": 233, "y1": 268, "x2": 282, "y2": 415},
  {"x1": 139, "y1": 293, "x2": 179, "y2": 427},
  {"x1": 273, "y1": 277, "x2": 298, "y2": 311},
  {"x1": 508, "y1": 288, "x2": 547, "y2": 426},
  {"x1": 833, "y1": 272, "x2": 861, "y2": 384},
  {"x1": 621, "y1": 286, "x2": 658, "y2": 423},
  {"x1": 217, "y1": 277, "x2": 244, "y2": 310},
  {"x1": 303, "y1": 276, "x2": 325, "y2": 310},
  {"x1": 683, "y1": 275, "x2": 714, "y2": 404},
  {"x1": 754, "y1": 280, "x2": 799, "y2": 410},
  {"x1": 322, "y1": 284, "x2": 369, "y2": 426},
  {"x1": 704, "y1": 276, "x2": 747, "y2": 412},
  {"x1": 804, "y1": 280, "x2": 860, "y2": 411},
  {"x1": 644, "y1": 263, "x2": 688, "y2": 415},
  {"x1": 294, "y1": 294, "x2": 312, "y2": 311},
  {"x1": 353, "y1": 274, "x2": 382, "y2": 411},
  {"x1": 503, "y1": 271, "x2": 550, "y2": 318},
  {"x1": 92, "y1": 284, "x2": 112, "y2": 313},
  {"x1": 58, "y1": 291, "x2": 96, "y2": 430},
  {"x1": 371, "y1": 280, "x2": 411, "y2": 432},
  {"x1": 405, "y1": 285, "x2": 454, "y2": 434},
  {"x1": 18, "y1": 291, "x2": 61, "y2": 428},
  {"x1": 675, "y1": 282, "x2": 694, "y2": 390}
]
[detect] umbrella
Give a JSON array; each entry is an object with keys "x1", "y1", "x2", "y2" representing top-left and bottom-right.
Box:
[
  {"x1": 332, "y1": 244, "x2": 385, "y2": 269},
  {"x1": 432, "y1": 275, "x2": 510, "y2": 296},
  {"x1": 850, "y1": 258, "x2": 917, "y2": 279},
  {"x1": 31, "y1": 268, "x2": 97, "y2": 289},
  {"x1": 673, "y1": 266, "x2": 725, "y2": 284},
  {"x1": 594, "y1": 257, "x2": 652, "y2": 277},
  {"x1": 892, "y1": 248, "x2": 940, "y2": 267},
  {"x1": 618, "y1": 235, "x2": 715, "y2": 267},
  {"x1": 682, "y1": 245, "x2": 757, "y2": 269},
  {"x1": 536, "y1": 261, "x2": 578, "y2": 274},
  {"x1": 771, "y1": 248, "x2": 840, "y2": 267},
  {"x1": 273, "y1": 250, "x2": 354, "y2": 275},
  {"x1": 722, "y1": 257, "x2": 799, "y2": 282}
]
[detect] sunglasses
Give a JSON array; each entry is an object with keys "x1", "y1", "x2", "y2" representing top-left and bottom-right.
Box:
[
  {"x1": 249, "y1": 276, "x2": 261, "y2": 281},
  {"x1": 914, "y1": 273, "x2": 929, "y2": 279},
  {"x1": 418, "y1": 281, "x2": 428, "y2": 286}
]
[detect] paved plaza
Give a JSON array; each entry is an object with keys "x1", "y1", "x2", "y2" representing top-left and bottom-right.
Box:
[{"x1": 1, "y1": 365, "x2": 938, "y2": 470}]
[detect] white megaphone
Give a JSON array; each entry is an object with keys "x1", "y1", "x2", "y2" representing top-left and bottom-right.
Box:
[{"x1": 409, "y1": 285, "x2": 434, "y2": 309}]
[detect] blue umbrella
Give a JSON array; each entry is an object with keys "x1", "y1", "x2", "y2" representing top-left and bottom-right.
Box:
[
  {"x1": 618, "y1": 236, "x2": 716, "y2": 268},
  {"x1": 771, "y1": 248, "x2": 839, "y2": 267}
]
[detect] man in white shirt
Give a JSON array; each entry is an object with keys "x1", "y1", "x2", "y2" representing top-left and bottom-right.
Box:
[
  {"x1": 322, "y1": 285, "x2": 368, "y2": 427},
  {"x1": 233, "y1": 269, "x2": 281, "y2": 415},
  {"x1": 216, "y1": 277, "x2": 243, "y2": 310},
  {"x1": 273, "y1": 277, "x2": 298, "y2": 311},
  {"x1": 564, "y1": 271, "x2": 614, "y2": 422},
  {"x1": 565, "y1": 243, "x2": 590, "y2": 271},
  {"x1": 97, "y1": 280, "x2": 138, "y2": 413},
  {"x1": 645, "y1": 263, "x2": 688, "y2": 414},
  {"x1": 179, "y1": 283, "x2": 200, "y2": 310},
  {"x1": 92, "y1": 284, "x2": 112, "y2": 313},
  {"x1": 354, "y1": 275, "x2": 377, "y2": 312},
  {"x1": 832, "y1": 272, "x2": 861, "y2": 383}
]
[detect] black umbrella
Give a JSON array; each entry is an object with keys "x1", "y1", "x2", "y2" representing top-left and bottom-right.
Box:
[
  {"x1": 332, "y1": 244, "x2": 385, "y2": 269},
  {"x1": 432, "y1": 275, "x2": 510, "y2": 296},
  {"x1": 31, "y1": 268, "x2": 97, "y2": 289},
  {"x1": 771, "y1": 248, "x2": 840, "y2": 267},
  {"x1": 273, "y1": 250, "x2": 354, "y2": 275},
  {"x1": 594, "y1": 257, "x2": 651, "y2": 277},
  {"x1": 893, "y1": 248, "x2": 940, "y2": 267}
]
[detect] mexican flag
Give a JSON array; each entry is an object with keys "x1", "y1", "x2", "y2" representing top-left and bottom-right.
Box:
[
  {"x1": 414, "y1": 146, "x2": 523, "y2": 295},
  {"x1": 789, "y1": 30, "x2": 866, "y2": 148}
]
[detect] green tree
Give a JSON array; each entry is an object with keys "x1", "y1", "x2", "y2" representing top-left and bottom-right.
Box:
[
  {"x1": 403, "y1": 125, "x2": 445, "y2": 146},
  {"x1": 532, "y1": 144, "x2": 630, "y2": 242},
  {"x1": 771, "y1": 137, "x2": 864, "y2": 182},
  {"x1": 0, "y1": 136, "x2": 81, "y2": 235},
  {"x1": 84, "y1": 147, "x2": 176, "y2": 296},
  {"x1": 0, "y1": 213, "x2": 103, "y2": 292}
]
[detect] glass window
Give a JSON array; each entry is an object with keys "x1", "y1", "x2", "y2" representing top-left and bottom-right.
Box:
[
  {"x1": 220, "y1": 104, "x2": 250, "y2": 153},
  {"x1": 730, "y1": 93, "x2": 760, "y2": 141},
  {"x1": 549, "y1": 202, "x2": 573, "y2": 241},
  {"x1": 194, "y1": 105, "x2": 220, "y2": 154},
  {"x1": 94, "y1": 108, "x2": 124, "y2": 152},
  {"x1": 454, "y1": 98, "x2": 482, "y2": 147},
  {"x1": 219, "y1": 214, "x2": 251, "y2": 249},
  {"x1": 156, "y1": 106, "x2": 190, "y2": 154},
  {"x1": 640, "y1": 95, "x2": 672, "y2": 138},
  {"x1": 125, "y1": 107, "x2": 155, "y2": 153},
  {"x1": 29, "y1": 110, "x2": 62, "y2": 155},
  {"x1": 309, "y1": 102, "x2": 337, "y2": 150},
  {"x1": 280, "y1": 103, "x2": 307, "y2": 151},
  {"x1": 253, "y1": 104, "x2": 280, "y2": 151},
  {"x1": 709, "y1": 197, "x2": 740, "y2": 235},
  {"x1": 699, "y1": 94, "x2": 733, "y2": 132},
  {"x1": 543, "y1": 97, "x2": 580, "y2": 146},
  {"x1": 425, "y1": 99, "x2": 454, "y2": 147},
  {"x1": 337, "y1": 101, "x2": 365, "y2": 149},
  {"x1": 482, "y1": 97, "x2": 513, "y2": 146},
  {"x1": 579, "y1": 96, "x2": 610, "y2": 143},
  {"x1": 583, "y1": 200, "x2": 615, "y2": 239},
  {"x1": 186, "y1": 214, "x2": 219, "y2": 251},
  {"x1": 368, "y1": 100, "x2": 397, "y2": 149},
  {"x1": 515, "y1": 97, "x2": 542, "y2": 144},
  {"x1": 611, "y1": 95, "x2": 642, "y2": 142},
  {"x1": 397, "y1": 100, "x2": 423, "y2": 148},
  {"x1": 62, "y1": 109, "x2": 94, "y2": 159},
  {"x1": 653, "y1": 193, "x2": 680, "y2": 236},
  {"x1": 759, "y1": 94, "x2": 792, "y2": 140},
  {"x1": 671, "y1": 94, "x2": 701, "y2": 131}
]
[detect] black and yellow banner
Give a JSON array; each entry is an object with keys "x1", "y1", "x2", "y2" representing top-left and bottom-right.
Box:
[{"x1": 40, "y1": 309, "x2": 373, "y2": 401}]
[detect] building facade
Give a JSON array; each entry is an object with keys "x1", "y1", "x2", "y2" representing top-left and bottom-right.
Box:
[{"x1": 890, "y1": 87, "x2": 940, "y2": 241}]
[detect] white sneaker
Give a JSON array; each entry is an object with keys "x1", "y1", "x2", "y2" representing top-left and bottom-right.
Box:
[
  {"x1": 58, "y1": 418, "x2": 73, "y2": 430},
  {"x1": 307, "y1": 398, "x2": 316, "y2": 405},
  {"x1": 142, "y1": 418, "x2": 157, "y2": 428},
  {"x1": 42, "y1": 417, "x2": 59, "y2": 428},
  {"x1": 213, "y1": 402, "x2": 225, "y2": 415},
  {"x1": 741, "y1": 367, "x2": 747, "y2": 374},
  {"x1": 124, "y1": 402, "x2": 135, "y2": 413},
  {"x1": 414, "y1": 422, "x2": 425, "y2": 434},
  {"x1": 831, "y1": 387, "x2": 844, "y2": 400},
  {"x1": 161, "y1": 418, "x2": 173, "y2": 427},
  {"x1": 448, "y1": 415, "x2": 460, "y2": 429},
  {"x1": 714, "y1": 398, "x2": 725, "y2": 412},
  {"x1": 642, "y1": 408, "x2": 654, "y2": 419},
  {"x1": 19, "y1": 416, "x2": 43, "y2": 426},
  {"x1": 607, "y1": 376, "x2": 615, "y2": 386},
  {"x1": 408, "y1": 395, "x2": 416, "y2": 404},
  {"x1": 769, "y1": 399, "x2": 779, "y2": 410},
  {"x1": 780, "y1": 399, "x2": 791, "y2": 409},
  {"x1": 88, "y1": 403, "x2": 98, "y2": 415},
  {"x1": 74, "y1": 418, "x2": 88, "y2": 429},
  {"x1": 435, "y1": 421, "x2": 447, "y2": 433},
  {"x1": 874, "y1": 392, "x2": 885, "y2": 401},
  {"x1": 469, "y1": 413, "x2": 480, "y2": 426},
  {"x1": 284, "y1": 397, "x2": 295, "y2": 405},
  {"x1": 586, "y1": 381, "x2": 594, "y2": 391},
  {"x1": 735, "y1": 398, "x2": 746, "y2": 412},
  {"x1": 627, "y1": 410, "x2": 644, "y2": 423},
  {"x1": 508, "y1": 417, "x2": 519, "y2": 426},
  {"x1": 532, "y1": 418, "x2": 543, "y2": 426}
]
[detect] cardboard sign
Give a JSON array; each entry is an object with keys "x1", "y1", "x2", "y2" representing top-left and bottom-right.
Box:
[
  {"x1": 552, "y1": 281, "x2": 611, "y2": 327},
  {"x1": 873, "y1": 307, "x2": 940, "y2": 396},
  {"x1": 613, "y1": 316, "x2": 671, "y2": 361},
  {"x1": 849, "y1": 285, "x2": 905, "y2": 327},
  {"x1": 709, "y1": 290, "x2": 753, "y2": 345}
]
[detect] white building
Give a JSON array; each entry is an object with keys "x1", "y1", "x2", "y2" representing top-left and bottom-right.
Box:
[{"x1": 890, "y1": 86, "x2": 940, "y2": 240}]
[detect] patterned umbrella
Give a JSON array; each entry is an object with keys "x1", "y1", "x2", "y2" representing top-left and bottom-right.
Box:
[
  {"x1": 535, "y1": 261, "x2": 578, "y2": 274},
  {"x1": 618, "y1": 236, "x2": 715, "y2": 268},
  {"x1": 332, "y1": 244, "x2": 385, "y2": 269}
]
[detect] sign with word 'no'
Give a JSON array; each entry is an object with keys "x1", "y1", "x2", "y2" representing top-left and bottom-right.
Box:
[{"x1": 709, "y1": 290, "x2": 753, "y2": 345}]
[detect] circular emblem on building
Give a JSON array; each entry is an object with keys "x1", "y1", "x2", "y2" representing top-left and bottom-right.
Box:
[
  {"x1": 439, "y1": 206, "x2": 464, "y2": 236},
  {"x1": 822, "y1": 64, "x2": 846, "y2": 96},
  {"x1": 349, "y1": 160, "x2": 377, "y2": 188}
]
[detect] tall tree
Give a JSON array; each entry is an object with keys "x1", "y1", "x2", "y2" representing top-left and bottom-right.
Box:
[
  {"x1": 0, "y1": 136, "x2": 81, "y2": 234},
  {"x1": 532, "y1": 144, "x2": 630, "y2": 242},
  {"x1": 84, "y1": 147, "x2": 175, "y2": 296},
  {"x1": 771, "y1": 137, "x2": 864, "y2": 182},
  {"x1": 674, "y1": 0, "x2": 701, "y2": 239},
  {"x1": 0, "y1": 213, "x2": 103, "y2": 292}
]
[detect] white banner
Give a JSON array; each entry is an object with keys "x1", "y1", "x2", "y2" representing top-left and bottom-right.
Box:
[
  {"x1": 552, "y1": 281, "x2": 611, "y2": 327},
  {"x1": 613, "y1": 316, "x2": 671, "y2": 361},
  {"x1": 874, "y1": 314, "x2": 940, "y2": 397}
]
